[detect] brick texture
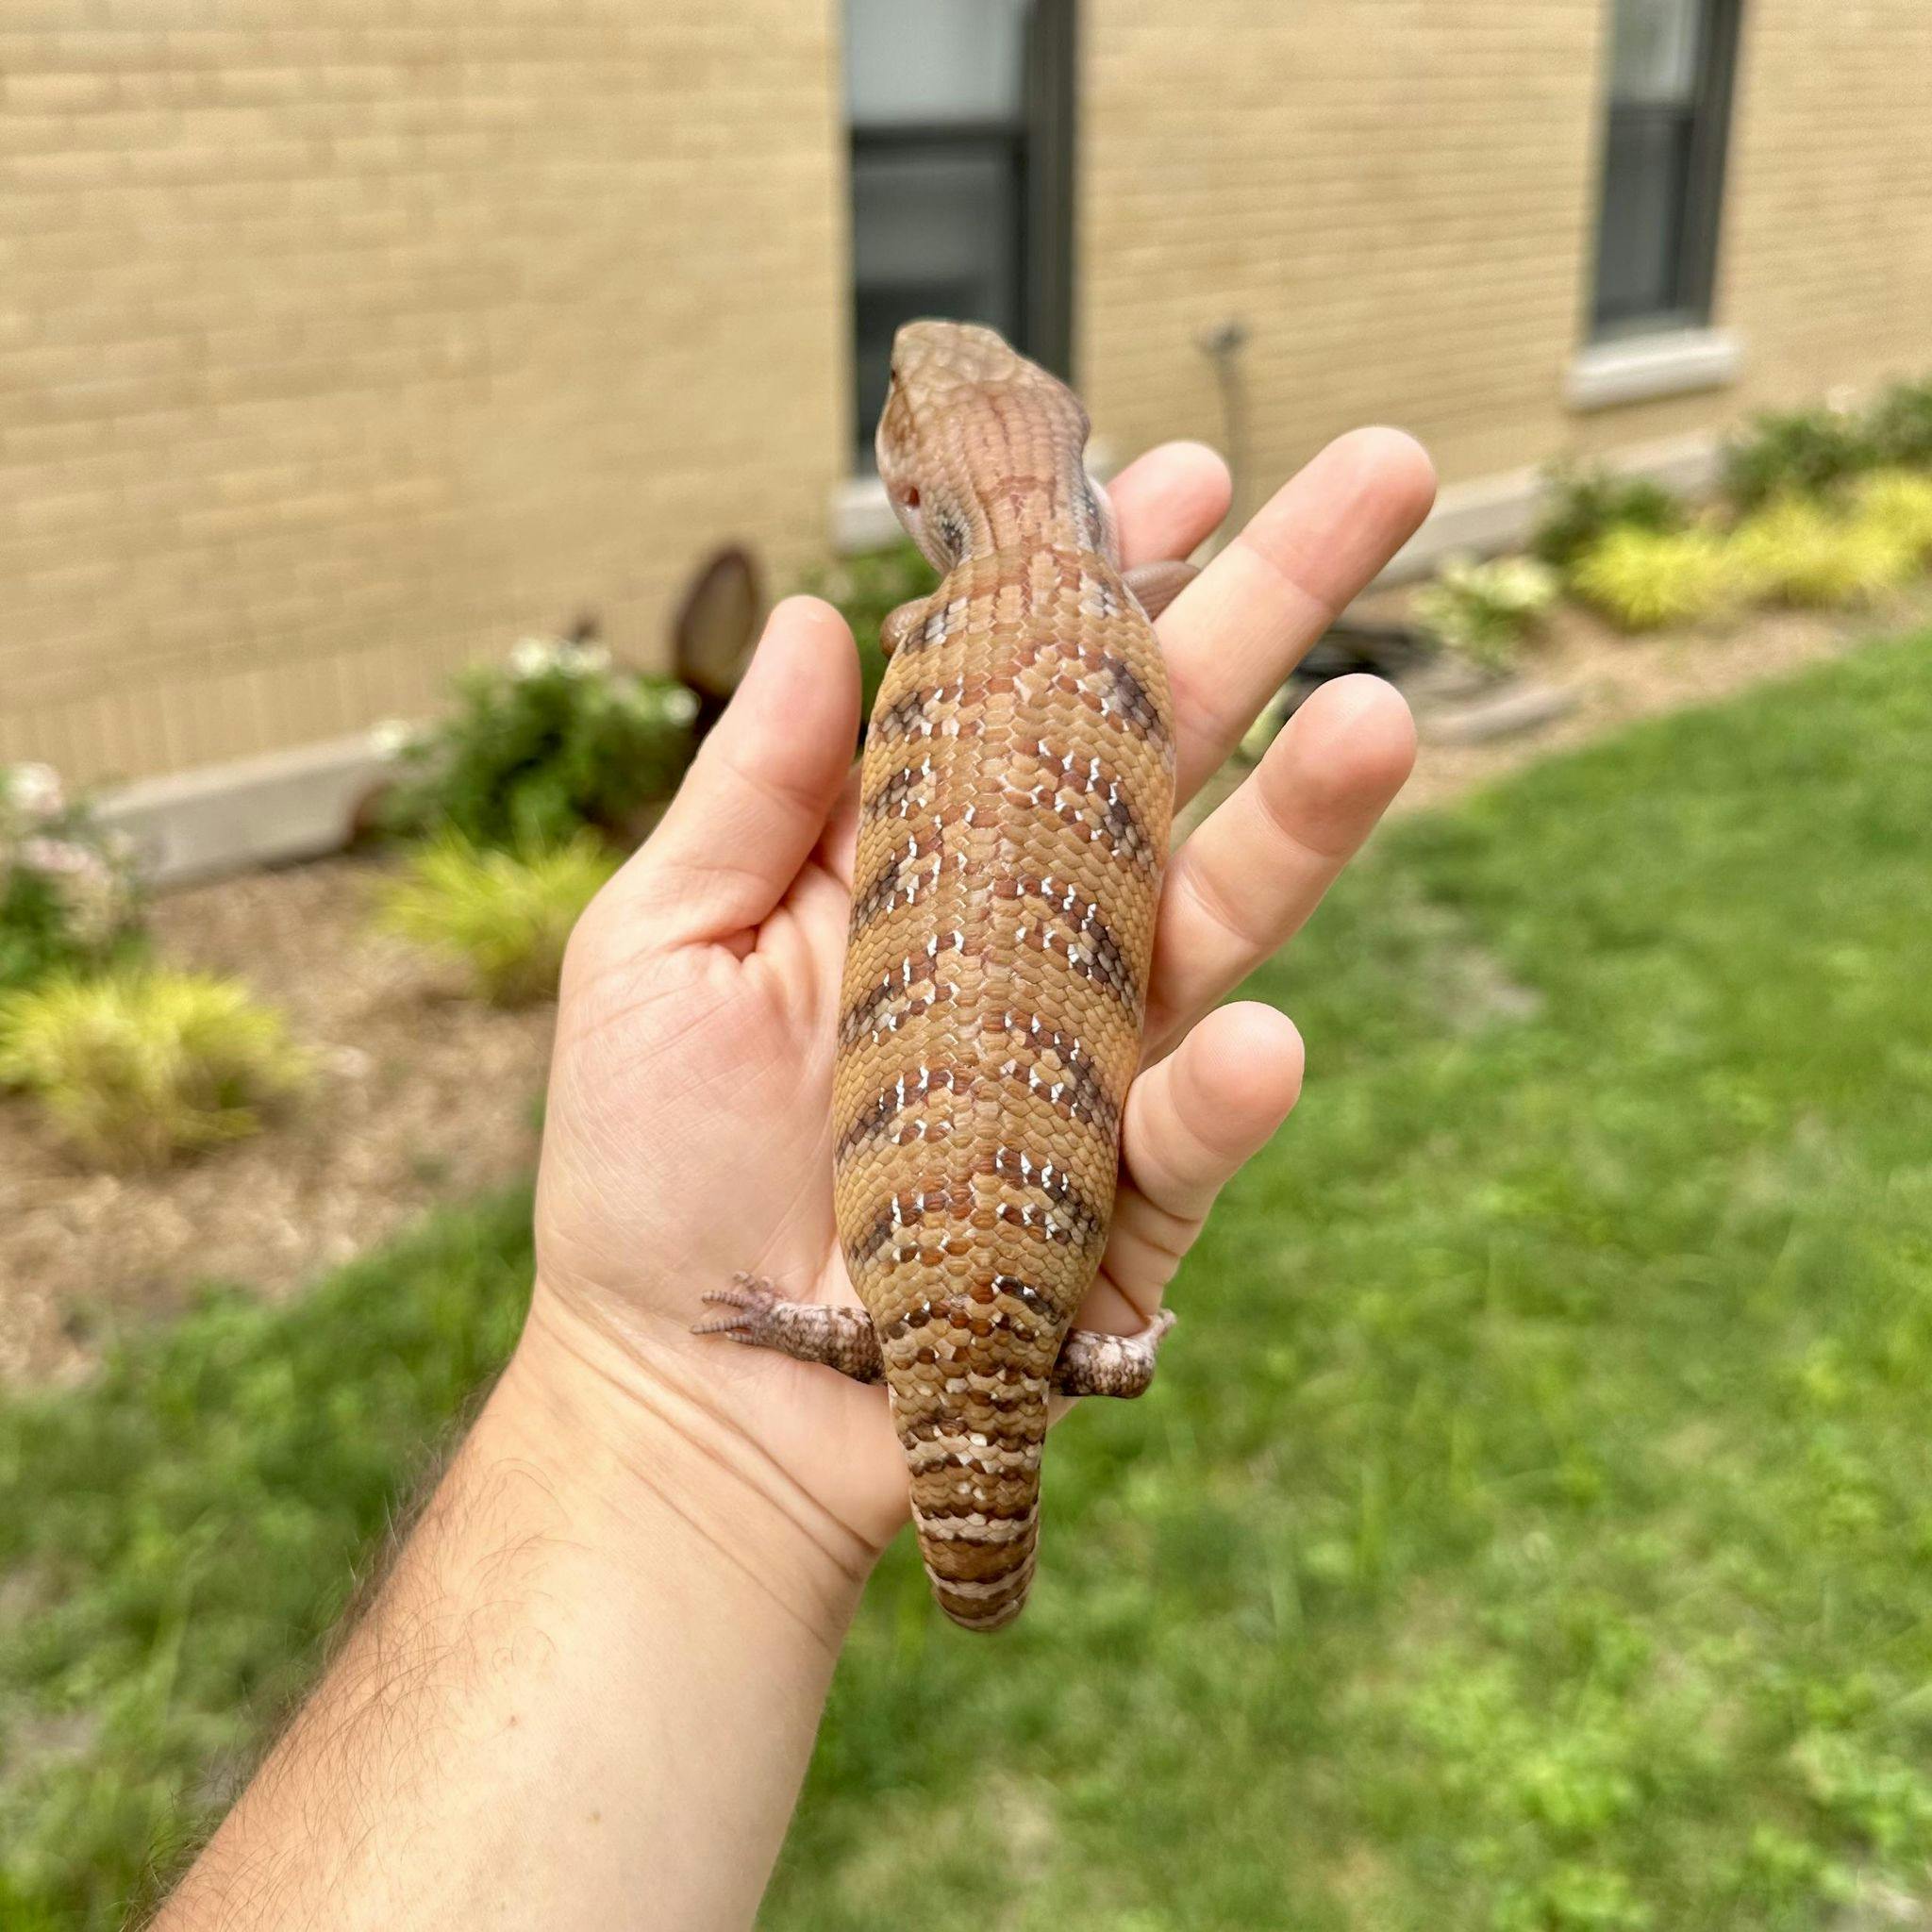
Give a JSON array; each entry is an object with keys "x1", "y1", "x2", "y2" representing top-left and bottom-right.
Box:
[
  {"x1": 6, "y1": 3, "x2": 1931, "y2": 784},
  {"x1": 1078, "y1": 0, "x2": 1932, "y2": 510},
  {"x1": 0, "y1": 5, "x2": 846, "y2": 782}
]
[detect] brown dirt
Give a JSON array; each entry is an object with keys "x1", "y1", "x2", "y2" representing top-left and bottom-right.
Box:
[{"x1": 0, "y1": 857, "x2": 554, "y2": 1384}]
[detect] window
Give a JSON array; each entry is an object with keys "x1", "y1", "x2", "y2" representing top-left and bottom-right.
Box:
[
  {"x1": 843, "y1": 0, "x2": 1074, "y2": 458},
  {"x1": 1591, "y1": 0, "x2": 1741, "y2": 337}
]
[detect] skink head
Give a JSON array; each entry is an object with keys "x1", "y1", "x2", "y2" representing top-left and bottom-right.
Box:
[{"x1": 877, "y1": 320, "x2": 1092, "y2": 571}]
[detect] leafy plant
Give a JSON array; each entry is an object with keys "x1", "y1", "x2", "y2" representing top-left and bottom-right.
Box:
[
  {"x1": 1851, "y1": 468, "x2": 1932, "y2": 564},
  {"x1": 1413, "y1": 554, "x2": 1560, "y2": 671},
  {"x1": 1866, "y1": 375, "x2": 1932, "y2": 471},
  {"x1": 0, "y1": 763, "x2": 142, "y2": 993},
  {"x1": 373, "y1": 834, "x2": 617, "y2": 1006},
  {"x1": 379, "y1": 637, "x2": 699, "y2": 853},
  {"x1": 1571, "y1": 526, "x2": 1741, "y2": 631},
  {"x1": 1727, "y1": 497, "x2": 1916, "y2": 608},
  {"x1": 803, "y1": 540, "x2": 939, "y2": 727},
  {"x1": 0, "y1": 968, "x2": 309, "y2": 1168},
  {"x1": 1721, "y1": 403, "x2": 1877, "y2": 512},
  {"x1": 1531, "y1": 464, "x2": 1687, "y2": 573}
]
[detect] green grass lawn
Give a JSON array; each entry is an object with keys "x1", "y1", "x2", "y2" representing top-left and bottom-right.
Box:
[{"x1": 6, "y1": 632, "x2": 1932, "y2": 1929}]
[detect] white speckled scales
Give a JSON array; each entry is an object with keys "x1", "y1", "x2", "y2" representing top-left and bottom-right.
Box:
[{"x1": 699, "y1": 322, "x2": 1178, "y2": 1630}]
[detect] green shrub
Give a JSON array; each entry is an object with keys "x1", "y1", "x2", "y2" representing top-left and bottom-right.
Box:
[
  {"x1": 0, "y1": 968, "x2": 309, "y2": 1168},
  {"x1": 1721, "y1": 404, "x2": 1877, "y2": 511},
  {"x1": 1851, "y1": 469, "x2": 1932, "y2": 564},
  {"x1": 374, "y1": 834, "x2": 617, "y2": 1007},
  {"x1": 804, "y1": 540, "x2": 940, "y2": 726},
  {"x1": 1867, "y1": 375, "x2": 1932, "y2": 471},
  {"x1": 1571, "y1": 526, "x2": 1741, "y2": 632},
  {"x1": 1413, "y1": 554, "x2": 1560, "y2": 671},
  {"x1": 1728, "y1": 498, "x2": 1917, "y2": 608},
  {"x1": 379, "y1": 637, "x2": 698, "y2": 853},
  {"x1": 1531, "y1": 464, "x2": 1687, "y2": 573},
  {"x1": 0, "y1": 764, "x2": 142, "y2": 993}
]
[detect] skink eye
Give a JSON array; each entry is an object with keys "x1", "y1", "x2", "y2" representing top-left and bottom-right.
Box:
[{"x1": 901, "y1": 485, "x2": 921, "y2": 510}]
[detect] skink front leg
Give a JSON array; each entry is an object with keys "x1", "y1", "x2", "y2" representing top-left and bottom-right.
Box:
[
  {"x1": 1051, "y1": 1309, "x2": 1177, "y2": 1399},
  {"x1": 694, "y1": 1275, "x2": 883, "y2": 1382},
  {"x1": 1122, "y1": 559, "x2": 1199, "y2": 624},
  {"x1": 878, "y1": 592, "x2": 934, "y2": 659}
]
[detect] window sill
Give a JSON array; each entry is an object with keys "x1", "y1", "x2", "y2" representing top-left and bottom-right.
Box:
[
  {"x1": 832, "y1": 472, "x2": 902, "y2": 553},
  {"x1": 1566, "y1": 327, "x2": 1743, "y2": 412}
]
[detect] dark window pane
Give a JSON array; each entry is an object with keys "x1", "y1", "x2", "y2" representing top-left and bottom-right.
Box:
[
  {"x1": 851, "y1": 145, "x2": 1023, "y2": 450},
  {"x1": 1593, "y1": 108, "x2": 1694, "y2": 328},
  {"x1": 1591, "y1": 0, "x2": 1739, "y2": 337}
]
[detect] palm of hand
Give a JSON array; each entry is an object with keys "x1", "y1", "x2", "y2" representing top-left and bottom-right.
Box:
[{"x1": 532, "y1": 433, "x2": 1434, "y2": 1552}]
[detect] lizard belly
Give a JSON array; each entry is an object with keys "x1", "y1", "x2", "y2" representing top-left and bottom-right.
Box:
[{"x1": 833, "y1": 545, "x2": 1174, "y2": 1628}]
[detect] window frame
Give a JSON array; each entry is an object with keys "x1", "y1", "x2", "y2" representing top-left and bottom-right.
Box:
[
  {"x1": 1589, "y1": 0, "x2": 1744, "y2": 341},
  {"x1": 844, "y1": 0, "x2": 1077, "y2": 457}
]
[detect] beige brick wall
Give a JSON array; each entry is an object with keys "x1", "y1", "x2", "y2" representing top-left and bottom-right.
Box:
[
  {"x1": 8, "y1": 3, "x2": 1930, "y2": 789},
  {"x1": 1, "y1": 5, "x2": 846, "y2": 785},
  {"x1": 1078, "y1": 0, "x2": 1932, "y2": 505}
]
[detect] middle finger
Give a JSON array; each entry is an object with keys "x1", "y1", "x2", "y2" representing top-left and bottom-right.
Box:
[{"x1": 1142, "y1": 673, "x2": 1416, "y2": 1059}]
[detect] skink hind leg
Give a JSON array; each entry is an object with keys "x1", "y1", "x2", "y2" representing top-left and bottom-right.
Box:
[
  {"x1": 1051, "y1": 1309, "x2": 1177, "y2": 1399},
  {"x1": 694, "y1": 1274, "x2": 883, "y2": 1383}
]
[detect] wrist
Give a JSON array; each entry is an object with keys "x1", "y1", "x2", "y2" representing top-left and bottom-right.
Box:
[{"x1": 499, "y1": 1283, "x2": 877, "y2": 1649}]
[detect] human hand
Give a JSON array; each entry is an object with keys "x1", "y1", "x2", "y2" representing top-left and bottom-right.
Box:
[{"x1": 523, "y1": 430, "x2": 1435, "y2": 1607}]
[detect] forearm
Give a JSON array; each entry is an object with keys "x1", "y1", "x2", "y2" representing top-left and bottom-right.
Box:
[{"x1": 158, "y1": 1295, "x2": 873, "y2": 1932}]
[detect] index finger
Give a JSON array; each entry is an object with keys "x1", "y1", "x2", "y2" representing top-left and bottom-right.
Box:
[{"x1": 1158, "y1": 427, "x2": 1436, "y2": 802}]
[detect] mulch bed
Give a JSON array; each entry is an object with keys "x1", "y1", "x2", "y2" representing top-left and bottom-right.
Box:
[
  {"x1": 0, "y1": 858, "x2": 554, "y2": 1384},
  {"x1": 4, "y1": 583, "x2": 1926, "y2": 1387}
]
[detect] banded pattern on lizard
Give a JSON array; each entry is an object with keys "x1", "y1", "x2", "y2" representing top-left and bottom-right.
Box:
[{"x1": 698, "y1": 322, "x2": 1186, "y2": 1630}]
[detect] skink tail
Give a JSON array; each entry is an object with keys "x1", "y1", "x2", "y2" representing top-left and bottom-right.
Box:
[{"x1": 900, "y1": 1377, "x2": 1048, "y2": 1633}]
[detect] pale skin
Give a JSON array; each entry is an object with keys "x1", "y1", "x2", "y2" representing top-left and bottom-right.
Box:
[{"x1": 155, "y1": 427, "x2": 1435, "y2": 1932}]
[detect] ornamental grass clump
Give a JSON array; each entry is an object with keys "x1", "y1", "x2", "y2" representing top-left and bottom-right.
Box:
[
  {"x1": 1727, "y1": 498, "x2": 1917, "y2": 609},
  {"x1": 1413, "y1": 554, "x2": 1560, "y2": 672},
  {"x1": 1570, "y1": 526, "x2": 1741, "y2": 632},
  {"x1": 1851, "y1": 470, "x2": 1932, "y2": 567},
  {"x1": 0, "y1": 967, "x2": 310, "y2": 1169},
  {"x1": 379, "y1": 636, "x2": 700, "y2": 852},
  {"x1": 0, "y1": 762, "x2": 142, "y2": 992},
  {"x1": 374, "y1": 834, "x2": 617, "y2": 1007}
]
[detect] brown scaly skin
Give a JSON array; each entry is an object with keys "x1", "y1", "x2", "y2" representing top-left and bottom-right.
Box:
[{"x1": 698, "y1": 322, "x2": 1181, "y2": 1630}]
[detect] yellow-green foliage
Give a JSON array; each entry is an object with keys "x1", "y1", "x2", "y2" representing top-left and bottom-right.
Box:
[
  {"x1": 0, "y1": 967, "x2": 309, "y2": 1168},
  {"x1": 1728, "y1": 497, "x2": 1917, "y2": 609},
  {"x1": 1852, "y1": 469, "x2": 1932, "y2": 564},
  {"x1": 375, "y1": 834, "x2": 617, "y2": 1006},
  {"x1": 1571, "y1": 526, "x2": 1741, "y2": 632}
]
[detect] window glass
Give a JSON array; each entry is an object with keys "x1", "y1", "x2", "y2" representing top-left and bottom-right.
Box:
[
  {"x1": 1594, "y1": 114, "x2": 1692, "y2": 325},
  {"x1": 845, "y1": 0, "x2": 1059, "y2": 456},
  {"x1": 1608, "y1": 0, "x2": 1703, "y2": 108},
  {"x1": 1591, "y1": 0, "x2": 1739, "y2": 337},
  {"x1": 845, "y1": 0, "x2": 1031, "y2": 128},
  {"x1": 851, "y1": 148, "x2": 1023, "y2": 441}
]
